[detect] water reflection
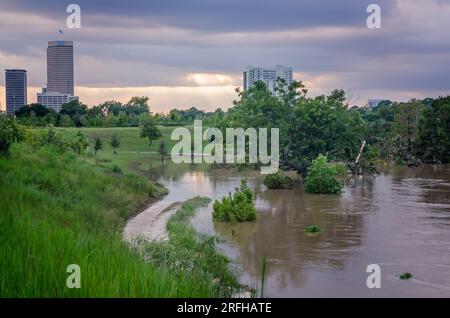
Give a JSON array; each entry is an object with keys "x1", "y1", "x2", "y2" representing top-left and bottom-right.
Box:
[{"x1": 152, "y1": 163, "x2": 450, "y2": 297}]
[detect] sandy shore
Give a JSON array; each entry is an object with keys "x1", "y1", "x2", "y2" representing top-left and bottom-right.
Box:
[{"x1": 123, "y1": 200, "x2": 180, "y2": 243}]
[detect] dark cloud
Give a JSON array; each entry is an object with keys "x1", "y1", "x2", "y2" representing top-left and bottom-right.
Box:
[
  {"x1": 0, "y1": 0, "x2": 448, "y2": 108},
  {"x1": 0, "y1": 0, "x2": 397, "y2": 31}
]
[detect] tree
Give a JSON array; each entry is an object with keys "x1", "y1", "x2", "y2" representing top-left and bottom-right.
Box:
[
  {"x1": 140, "y1": 116, "x2": 161, "y2": 147},
  {"x1": 415, "y1": 96, "x2": 450, "y2": 163},
  {"x1": 158, "y1": 140, "x2": 168, "y2": 165},
  {"x1": 16, "y1": 104, "x2": 57, "y2": 125},
  {"x1": 59, "y1": 100, "x2": 88, "y2": 127},
  {"x1": 0, "y1": 114, "x2": 25, "y2": 155},
  {"x1": 70, "y1": 131, "x2": 89, "y2": 154},
  {"x1": 110, "y1": 134, "x2": 120, "y2": 154},
  {"x1": 94, "y1": 136, "x2": 103, "y2": 155}
]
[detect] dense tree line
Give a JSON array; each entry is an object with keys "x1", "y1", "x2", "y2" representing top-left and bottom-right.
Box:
[{"x1": 6, "y1": 81, "x2": 450, "y2": 169}]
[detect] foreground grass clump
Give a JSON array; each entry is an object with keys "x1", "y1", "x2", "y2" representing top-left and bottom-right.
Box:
[
  {"x1": 142, "y1": 198, "x2": 241, "y2": 297},
  {"x1": 263, "y1": 172, "x2": 294, "y2": 189},
  {"x1": 304, "y1": 155, "x2": 342, "y2": 194},
  {"x1": 213, "y1": 179, "x2": 257, "y2": 222},
  {"x1": 305, "y1": 225, "x2": 321, "y2": 233},
  {"x1": 0, "y1": 144, "x2": 217, "y2": 297},
  {"x1": 400, "y1": 272, "x2": 413, "y2": 280}
]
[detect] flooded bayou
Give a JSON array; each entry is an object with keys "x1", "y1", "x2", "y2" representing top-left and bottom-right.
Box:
[{"x1": 145, "y1": 163, "x2": 450, "y2": 297}]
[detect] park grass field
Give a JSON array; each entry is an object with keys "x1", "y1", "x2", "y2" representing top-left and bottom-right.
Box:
[{"x1": 44, "y1": 126, "x2": 179, "y2": 174}]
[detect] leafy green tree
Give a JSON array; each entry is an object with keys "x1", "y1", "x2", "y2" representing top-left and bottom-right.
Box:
[
  {"x1": 110, "y1": 134, "x2": 120, "y2": 154},
  {"x1": 59, "y1": 100, "x2": 88, "y2": 127},
  {"x1": 415, "y1": 96, "x2": 450, "y2": 163},
  {"x1": 16, "y1": 104, "x2": 57, "y2": 126},
  {"x1": 94, "y1": 137, "x2": 103, "y2": 155},
  {"x1": 304, "y1": 155, "x2": 342, "y2": 194},
  {"x1": 0, "y1": 114, "x2": 25, "y2": 155},
  {"x1": 70, "y1": 131, "x2": 89, "y2": 154},
  {"x1": 140, "y1": 116, "x2": 161, "y2": 147},
  {"x1": 387, "y1": 100, "x2": 424, "y2": 165},
  {"x1": 59, "y1": 114, "x2": 74, "y2": 127}
]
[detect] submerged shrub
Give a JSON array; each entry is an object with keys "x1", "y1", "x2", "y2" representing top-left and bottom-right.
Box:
[
  {"x1": 400, "y1": 272, "x2": 413, "y2": 280},
  {"x1": 305, "y1": 225, "x2": 321, "y2": 233},
  {"x1": 263, "y1": 172, "x2": 294, "y2": 189},
  {"x1": 304, "y1": 155, "x2": 342, "y2": 194},
  {"x1": 213, "y1": 179, "x2": 256, "y2": 222}
]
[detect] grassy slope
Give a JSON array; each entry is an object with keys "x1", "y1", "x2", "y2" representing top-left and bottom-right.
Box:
[{"x1": 0, "y1": 144, "x2": 219, "y2": 297}]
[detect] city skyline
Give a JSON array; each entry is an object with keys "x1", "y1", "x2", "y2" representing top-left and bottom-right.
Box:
[{"x1": 0, "y1": 0, "x2": 449, "y2": 113}]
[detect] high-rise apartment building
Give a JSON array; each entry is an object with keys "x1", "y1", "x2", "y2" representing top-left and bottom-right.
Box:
[
  {"x1": 5, "y1": 69, "x2": 27, "y2": 115},
  {"x1": 243, "y1": 65, "x2": 293, "y2": 94},
  {"x1": 47, "y1": 41, "x2": 74, "y2": 96}
]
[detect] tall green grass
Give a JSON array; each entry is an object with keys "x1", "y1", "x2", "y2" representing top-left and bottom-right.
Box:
[{"x1": 0, "y1": 144, "x2": 218, "y2": 297}]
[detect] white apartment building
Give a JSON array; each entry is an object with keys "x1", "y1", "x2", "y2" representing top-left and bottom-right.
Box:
[
  {"x1": 243, "y1": 65, "x2": 293, "y2": 94},
  {"x1": 37, "y1": 88, "x2": 79, "y2": 113}
]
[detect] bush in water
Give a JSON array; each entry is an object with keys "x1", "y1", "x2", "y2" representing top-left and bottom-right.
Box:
[
  {"x1": 304, "y1": 155, "x2": 342, "y2": 194},
  {"x1": 213, "y1": 179, "x2": 256, "y2": 222},
  {"x1": 263, "y1": 172, "x2": 294, "y2": 189}
]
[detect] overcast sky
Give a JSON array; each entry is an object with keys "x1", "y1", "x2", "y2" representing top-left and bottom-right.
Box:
[{"x1": 0, "y1": 0, "x2": 449, "y2": 113}]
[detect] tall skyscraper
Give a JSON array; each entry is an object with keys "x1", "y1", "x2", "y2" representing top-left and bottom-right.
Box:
[
  {"x1": 243, "y1": 65, "x2": 293, "y2": 94},
  {"x1": 5, "y1": 69, "x2": 27, "y2": 115},
  {"x1": 47, "y1": 41, "x2": 74, "y2": 96}
]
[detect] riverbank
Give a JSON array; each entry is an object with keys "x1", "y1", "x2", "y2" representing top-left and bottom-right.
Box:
[
  {"x1": 0, "y1": 143, "x2": 228, "y2": 297},
  {"x1": 132, "y1": 197, "x2": 243, "y2": 297}
]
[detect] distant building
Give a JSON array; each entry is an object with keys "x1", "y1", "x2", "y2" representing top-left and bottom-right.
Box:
[
  {"x1": 37, "y1": 88, "x2": 78, "y2": 113},
  {"x1": 5, "y1": 69, "x2": 27, "y2": 115},
  {"x1": 47, "y1": 41, "x2": 74, "y2": 96},
  {"x1": 368, "y1": 99, "x2": 385, "y2": 108},
  {"x1": 39, "y1": 40, "x2": 77, "y2": 112},
  {"x1": 243, "y1": 65, "x2": 293, "y2": 95}
]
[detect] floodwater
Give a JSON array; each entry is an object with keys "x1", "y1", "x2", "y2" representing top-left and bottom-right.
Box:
[{"x1": 152, "y1": 163, "x2": 450, "y2": 297}]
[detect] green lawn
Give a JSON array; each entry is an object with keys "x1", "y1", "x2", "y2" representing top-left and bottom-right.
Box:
[{"x1": 39, "y1": 126, "x2": 178, "y2": 174}]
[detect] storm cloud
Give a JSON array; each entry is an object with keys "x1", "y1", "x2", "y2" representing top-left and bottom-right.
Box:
[{"x1": 0, "y1": 0, "x2": 449, "y2": 112}]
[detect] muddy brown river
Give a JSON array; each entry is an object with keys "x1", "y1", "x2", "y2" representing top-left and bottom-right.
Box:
[{"x1": 151, "y1": 164, "x2": 450, "y2": 297}]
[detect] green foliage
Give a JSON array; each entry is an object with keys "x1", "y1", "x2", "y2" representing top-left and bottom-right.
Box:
[
  {"x1": 94, "y1": 136, "x2": 102, "y2": 155},
  {"x1": 110, "y1": 133, "x2": 120, "y2": 154},
  {"x1": 16, "y1": 104, "x2": 58, "y2": 127},
  {"x1": 415, "y1": 96, "x2": 450, "y2": 163},
  {"x1": 263, "y1": 172, "x2": 294, "y2": 189},
  {"x1": 0, "y1": 114, "x2": 25, "y2": 155},
  {"x1": 0, "y1": 144, "x2": 219, "y2": 297},
  {"x1": 304, "y1": 155, "x2": 342, "y2": 194},
  {"x1": 222, "y1": 81, "x2": 364, "y2": 176},
  {"x1": 112, "y1": 164, "x2": 122, "y2": 174},
  {"x1": 399, "y1": 272, "x2": 413, "y2": 280},
  {"x1": 213, "y1": 179, "x2": 257, "y2": 222},
  {"x1": 59, "y1": 100, "x2": 88, "y2": 127},
  {"x1": 70, "y1": 131, "x2": 89, "y2": 154},
  {"x1": 142, "y1": 198, "x2": 240, "y2": 297},
  {"x1": 305, "y1": 225, "x2": 321, "y2": 233},
  {"x1": 140, "y1": 116, "x2": 162, "y2": 146}
]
